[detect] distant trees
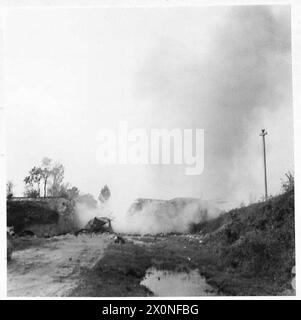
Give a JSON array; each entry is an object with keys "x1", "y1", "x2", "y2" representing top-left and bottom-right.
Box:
[
  {"x1": 63, "y1": 185, "x2": 80, "y2": 200},
  {"x1": 24, "y1": 157, "x2": 65, "y2": 198},
  {"x1": 24, "y1": 166, "x2": 43, "y2": 196},
  {"x1": 47, "y1": 162, "x2": 64, "y2": 197},
  {"x1": 54, "y1": 183, "x2": 80, "y2": 200},
  {"x1": 77, "y1": 193, "x2": 98, "y2": 208},
  {"x1": 98, "y1": 185, "x2": 111, "y2": 203},
  {"x1": 22, "y1": 158, "x2": 111, "y2": 207},
  {"x1": 41, "y1": 157, "x2": 53, "y2": 197},
  {"x1": 56, "y1": 182, "x2": 98, "y2": 207},
  {"x1": 67, "y1": 186, "x2": 80, "y2": 199},
  {"x1": 24, "y1": 187, "x2": 40, "y2": 198}
]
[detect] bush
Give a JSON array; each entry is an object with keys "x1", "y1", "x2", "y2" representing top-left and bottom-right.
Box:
[
  {"x1": 6, "y1": 181, "x2": 14, "y2": 199},
  {"x1": 24, "y1": 188, "x2": 40, "y2": 198},
  {"x1": 282, "y1": 172, "x2": 294, "y2": 193}
]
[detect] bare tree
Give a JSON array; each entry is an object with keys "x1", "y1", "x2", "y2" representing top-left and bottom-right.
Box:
[
  {"x1": 41, "y1": 157, "x2": 52, "y2": 197},
  {"x1": 282, "y1": 171, "x2": 294, "y2": 193},
  {"x1": 24, "y1": 166, "x2": 43, "y2": 197},
  {"x1": 98, "y1": 185, "x2": 111, "y2": 203},
  {"x1": 24, "y1": 158, "x2": 66, "y2": 198},
  {"x1": 78, "y1": 193, "x2": 98, "y2": 208},
  {"x1": 48, "y1": 162, "x2": 64, "y2": 196}
]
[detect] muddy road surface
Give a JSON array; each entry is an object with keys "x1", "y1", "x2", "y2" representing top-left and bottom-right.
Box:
[{"x1": 7, "y1": 234, "x2": 111, "y2": 297}]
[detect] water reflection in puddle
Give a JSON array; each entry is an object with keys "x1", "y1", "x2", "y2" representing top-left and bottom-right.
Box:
[{"x1": 140, "y1": 267, "x2": 217, "y2": 296}]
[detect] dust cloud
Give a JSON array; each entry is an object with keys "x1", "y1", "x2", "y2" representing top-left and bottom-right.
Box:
[
  {"x1": 134, "y1": 6, "x2": 293, "y2": 208},
  {"x1": 73, "y1": 202, "x2": 112, "y2": 229},
  {"x1": 73, "y1": 194, "x2": 221, "y2": 234},
  {"x1": 111, "y1": 197, "x2": 220, "y2": 234}
]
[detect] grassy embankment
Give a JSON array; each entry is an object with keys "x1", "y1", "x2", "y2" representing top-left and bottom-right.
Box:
[{"x1": 192, "y1": 186, "x2": 295, "y2": 295}]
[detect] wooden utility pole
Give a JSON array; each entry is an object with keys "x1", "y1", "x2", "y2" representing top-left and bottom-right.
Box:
[{"x1": 260, "y1": 129, "x2": 268, "y2": 200}]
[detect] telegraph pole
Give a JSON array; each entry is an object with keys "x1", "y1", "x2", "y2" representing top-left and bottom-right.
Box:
[{"x1": 260, "y1": 129, "x2": 268, "y2": 200}]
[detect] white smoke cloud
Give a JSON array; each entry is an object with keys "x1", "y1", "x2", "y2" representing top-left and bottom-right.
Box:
[
  {"x1": 73, "y1": 193, "x2": 221, "y2": 234},
  {"x1": 74, "y1": 202, "x2": 112, "y2": 228},
  {"x1": 110, "y1": 197, "x2": 221, "y2": 234}
]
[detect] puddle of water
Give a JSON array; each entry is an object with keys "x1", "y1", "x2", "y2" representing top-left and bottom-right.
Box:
[{"x1": 140, "y1": 267, "x2": 217, "y2": 296}]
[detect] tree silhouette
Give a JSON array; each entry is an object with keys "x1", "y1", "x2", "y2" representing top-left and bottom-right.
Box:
[{"x1": 98, "y1": 185, "x2": 111, "y2": 203}]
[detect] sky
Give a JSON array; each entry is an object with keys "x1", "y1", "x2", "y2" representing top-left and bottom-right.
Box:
[{"x1": 3, "y1": 5, "x2": 294, "y2": 209}]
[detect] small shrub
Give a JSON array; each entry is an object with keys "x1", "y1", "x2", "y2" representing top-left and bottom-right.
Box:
[
  {"x1": 282, "y1": 172, "x2": 294, "y2": 193},
  {"x1": 24, "y1": 188, "x2": 40, "y2": 198}
]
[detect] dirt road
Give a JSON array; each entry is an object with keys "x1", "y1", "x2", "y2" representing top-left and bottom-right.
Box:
[{"x1": 7, "y1": 234, "x2": 111, "y2": 297}]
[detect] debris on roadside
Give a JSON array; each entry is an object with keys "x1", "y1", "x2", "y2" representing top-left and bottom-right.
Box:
[
  {"x1": 114, "y1": 235, "x2": 126, "y2": 244},
  {"x1": 74, "y1": 217, "x2": 113, "y2": 236}
]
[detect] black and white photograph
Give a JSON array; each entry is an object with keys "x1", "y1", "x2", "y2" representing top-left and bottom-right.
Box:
[{"x1": 1, "y1": 2, "x2": 297, "y2": 298}]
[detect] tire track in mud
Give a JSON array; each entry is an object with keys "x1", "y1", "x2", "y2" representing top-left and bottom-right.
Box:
[{"x1": 7, "y1": 234, "x2": 111, "y2": 297}]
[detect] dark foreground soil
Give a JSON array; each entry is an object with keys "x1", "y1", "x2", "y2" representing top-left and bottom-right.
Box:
[{"x1": 70, "y1": 233, "x2": 294, "y2": 297}]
